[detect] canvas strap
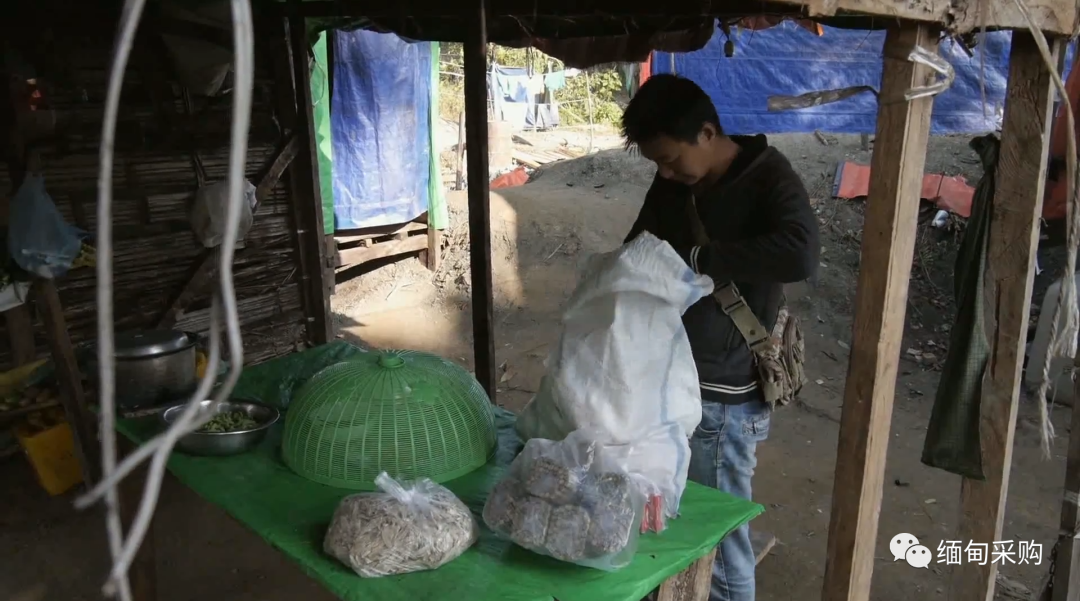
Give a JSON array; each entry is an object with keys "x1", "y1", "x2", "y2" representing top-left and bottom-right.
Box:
[{"x1": 686, "y1": 195, "x2": 771, "y2": 354}]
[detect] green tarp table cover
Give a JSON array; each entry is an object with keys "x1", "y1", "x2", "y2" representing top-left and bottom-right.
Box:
[{"x1": 116, "y1": 343, "x2": 763, "y2": 601}]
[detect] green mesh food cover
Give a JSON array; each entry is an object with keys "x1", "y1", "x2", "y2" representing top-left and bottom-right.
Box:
[{"x1": 282, "y1": 350, "x2": 498, "y2": 490}]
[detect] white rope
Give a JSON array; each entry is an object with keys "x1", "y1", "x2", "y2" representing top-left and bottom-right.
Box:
[
  {"x1": 1010, "y1": 0, "x2": 1080, "y2": 461},
  {"x1": 86, "y1": 0, "x2": 255, "y2": 597}
]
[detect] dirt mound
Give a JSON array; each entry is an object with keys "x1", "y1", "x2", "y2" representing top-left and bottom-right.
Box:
[{"x1": 529, "y1": 148, "x2": 656, "y2": 189}]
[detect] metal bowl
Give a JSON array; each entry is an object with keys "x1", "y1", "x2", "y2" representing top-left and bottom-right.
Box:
[{"x1": 160, "y1": 399, "x2": 279, "y2": 457}]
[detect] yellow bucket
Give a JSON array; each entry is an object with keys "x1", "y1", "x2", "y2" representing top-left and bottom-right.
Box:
[{"x1": 16, "y1": 421, "x2": 82, "y2": 496}]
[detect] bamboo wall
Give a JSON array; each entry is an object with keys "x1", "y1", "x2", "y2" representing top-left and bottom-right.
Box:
[{"x1": 0, "y1": 23, "x2": 312, "y2": 369}]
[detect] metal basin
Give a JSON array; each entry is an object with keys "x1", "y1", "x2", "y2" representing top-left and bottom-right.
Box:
[{"x1": 160, "y1": 400, "x2": 279, "y2": 457}]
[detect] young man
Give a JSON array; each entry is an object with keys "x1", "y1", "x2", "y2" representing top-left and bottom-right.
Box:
[{"x1": 621, "y1": 74, "x2": 820, "y2": 601}]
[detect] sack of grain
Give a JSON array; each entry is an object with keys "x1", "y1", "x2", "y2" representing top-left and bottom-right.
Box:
[
  {"x1": 481, "y1": 429, "x2": 645, "y2": 571},
  {"x1": 324, "y1": 472, "x2": 478, "y2": 578}
]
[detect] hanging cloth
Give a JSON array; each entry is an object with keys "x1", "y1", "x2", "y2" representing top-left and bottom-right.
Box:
[{"x1": 920, "y1": 134, "x2": 998, "y2": 480}]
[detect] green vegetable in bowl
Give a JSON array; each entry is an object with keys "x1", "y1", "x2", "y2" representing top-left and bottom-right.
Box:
[{"x1": 198, "y1": 411, "x2": 259, "y2": 433}]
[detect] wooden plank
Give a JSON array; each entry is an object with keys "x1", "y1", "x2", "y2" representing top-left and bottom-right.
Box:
[
  {"x1": 155, "y1": 134, "x2": 299, "y2": 329},
  {"x1": 655, "y1": 549, "x2": 716, "y2": 601},
  {"x1": 1046, "y1": 33, "x2": 1079, "y2": 601},
  {"x1": 464, "y1": 0, "x2": 497, "y2": 402},
  {"x1": 5, "y1": 303, "x2": 36, "y2": 366},
  {"x1": 336, "y1": 234, "x2": 428, "y2": 267},
  {"x1": 334, "y1": 220, "x2": 427, "y2": 242},
  {"x1": 285, "y1": 0, "x2": 1077, "y2": 35},
  {"x1": 513, "y1": 152, "x2": 542, "y2": 169},
  {"x1": 1054, "y1": 365, "x2": 1080, "y2": 601},
  {"x1": 426, "y1": 226, "x2": 442, "y2": 271},
  {"x1": 821, "y1": 24, "x2": 938, "y2": 601},
  {"x1": 33, "y1": 279, "x2": 95, "y2": 486},
  {"x1": 255, "y1": 134, "x2": 302, "y2": 200},
  {"x1": 286, "y1": 8, "x2": 334, "y2": 346},
  {"x1": 456, "y1": 110, "x2": 466, "y2": 190},
  {"x1": 953, "y1": 32, "x2": 1058, "y2": 601}
]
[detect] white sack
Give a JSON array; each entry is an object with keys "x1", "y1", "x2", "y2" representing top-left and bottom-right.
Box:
[{"x1": 516, "y1": 232, "x2": 713, "y2": 516}]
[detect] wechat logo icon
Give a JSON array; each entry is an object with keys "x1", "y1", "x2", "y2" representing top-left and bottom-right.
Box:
[{"x1": 890, "y1": 533, "x2": 931, "y2": 568}]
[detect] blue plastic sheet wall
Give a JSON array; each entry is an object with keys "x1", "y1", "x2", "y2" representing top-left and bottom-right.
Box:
[
  {"x1": 654, "y1": 23, "x2": 1074, "y2": 135},
  {"x1": 331, "y1": 30, "x2": 431, "y2": 230}
]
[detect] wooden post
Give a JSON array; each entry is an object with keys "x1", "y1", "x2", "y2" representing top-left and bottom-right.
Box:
[
  {"x1": 584, "y1": 69, "x2": 594, "y2": 153},
  {"x1": 943, "y1": 32, "x2": 1059, "y2": 601},
  {"x1": 456, "y1": 110, "x2": 465, "y2": 190},
  {"x1": 427, "y1": 225, "x2": 442, "y2": 271},
  {"x1": 821, "y1": 24, "x2": 938, "y2": 601},
  {"x1": 463, "y1": 0, "x2": 496, "y2": 401},
  {"x1": 279, "y1": 8, "x2": 333, "y2": 346},
  {"x1": 655, "y1": 549, "x2": 716, "y2": 601},
  {"x1": 33, "y1": 279, "x2": 96, "y2": 486},
  {"x1": 5, "y1": 304, "x2": 36, "y2": 366},
  {"x1": 1043, "y1": 34, "x2": 1076, "y2": 601},
  {"x1": 1054, "y1": 365, "x2": 1080, "y2": 601}
]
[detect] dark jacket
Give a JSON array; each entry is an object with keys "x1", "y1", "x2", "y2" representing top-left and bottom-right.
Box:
[{"x1": 624, "y1": 134, "x2": 820, "y2": 404}]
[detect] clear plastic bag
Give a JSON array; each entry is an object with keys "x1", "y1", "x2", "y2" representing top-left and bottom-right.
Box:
[
  {"x1": 483, "y1": 429, "x2": 645, "y2": 571},
  {"x1": 323, "y1": 472, "x2": 478, "y2": 578},
  {"x1": 8, "y1": 175, "x2": 84, "y2": 279},
  {"x1": 190, "y1": 180, "x2": 256, "y2": 248}
]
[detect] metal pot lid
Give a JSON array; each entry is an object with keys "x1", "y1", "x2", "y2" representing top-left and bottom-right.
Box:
[{"x1": 114, "y1": 330, "x2": 192, "y2": 359}]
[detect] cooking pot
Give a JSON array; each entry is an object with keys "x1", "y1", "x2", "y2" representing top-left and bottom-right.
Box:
[{"x1": 96, "y1": 330, "x2": 198, "y2": 409}]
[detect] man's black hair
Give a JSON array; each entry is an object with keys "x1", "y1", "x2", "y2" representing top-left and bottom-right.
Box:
[{"x1": 621, "y1": 74, "x2": 723, "y2": 149}]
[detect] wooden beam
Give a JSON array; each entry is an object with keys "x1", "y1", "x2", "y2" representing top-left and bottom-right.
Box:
[
  {"x1": 426, "y1": 226, "x2": 442, "y2": 271},
  {"x1": 463, "y1": 0, "x2": 497, "y2": 401},
  {"x1": 276, "y1": 0, "x2": 1076, "y2": 36},
  {"x1": 336, "y1": 234, "x2": 428, "y2": 267},
  {"x1": 155, "y1": 134, "x2": 299, "y2": 329},
  {"x1": 286, "y1": 9, "x2": 334, "y2": 346},
  {"x1": 1054, "y1": 365, "x2": 1080, "y2": 601},
  {"x1": 456, "y1": 111, "x2": 466, "y2": 190},
  {"x1": 334, "y1": 216, "x2": 428, "y2": 241},
  {"x1": 33, "y1": 279, "x2": 96, "y2": 486},
  {"x1": 655, "y1": 549, "x2": 716, "y2": 601},
  {"x1": 952, "y1": 32, "x2": 1058, "y2": 601},
  {"x1": 5, "y1": 303, "x2": 36, "y2": 366},
  {"x1": 282, "y1": 0, "x2": 822, "y2": 19},
  {"x1": 821, "y1": 24, "x2": 938, "y2": 601}
]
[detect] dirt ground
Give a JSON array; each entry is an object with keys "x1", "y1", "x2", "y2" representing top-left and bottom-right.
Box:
[{"x1": 2, "y1": 130, "x2": 1074, "y2": 601}]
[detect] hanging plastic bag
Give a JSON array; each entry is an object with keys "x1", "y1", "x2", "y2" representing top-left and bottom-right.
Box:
[
  {"x1": 516, "y1": 232, "x2": 713, "y2": 525},
  {"x1": 323, "y1": 472, "x2": 478, "y2": 578},
  {"x1": 482, "y1": 429, "x2": 646, "y2": 571},
  {"x1": 8, "y1": 175, "x2": 84, "y2": 279},
  {"x1": 0, "y1": 281, "x2": 31, "y2": 313},
  {"x1": 190, "y1": 179, "x2": 256, "y2": 249}
]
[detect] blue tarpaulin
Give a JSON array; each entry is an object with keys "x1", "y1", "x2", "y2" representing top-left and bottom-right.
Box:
[
  {"x1": 653, "y1": 23, "x2": 1072, "y2": 135},
  {"x1": 331, "y1": 30, "x2": 432, "y2": 230}
]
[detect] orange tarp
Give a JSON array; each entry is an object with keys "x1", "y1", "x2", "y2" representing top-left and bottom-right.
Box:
[{"x1": 834, "y1": 161, "x2": 975, "y2": 217}]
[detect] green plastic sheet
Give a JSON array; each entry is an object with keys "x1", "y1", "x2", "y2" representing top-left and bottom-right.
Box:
[
  {"x1": 117, "y1": 343, "x2": 762, "y2": 601},
  {"x1": 310, "y1": 28, "x2": 335, "y2": 234},
  {"x1": 427, "y1": 41, "x2": 448, "y2": 230}
]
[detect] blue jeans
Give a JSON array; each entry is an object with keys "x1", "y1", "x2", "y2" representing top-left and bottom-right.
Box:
[{"x1": 687, "y1": 399, "x2": 771, "y2": 601}]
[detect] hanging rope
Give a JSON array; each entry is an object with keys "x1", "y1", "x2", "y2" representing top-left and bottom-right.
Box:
[{"x1": 77, "y1": 0, "x2": 255, "y2": 597}]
